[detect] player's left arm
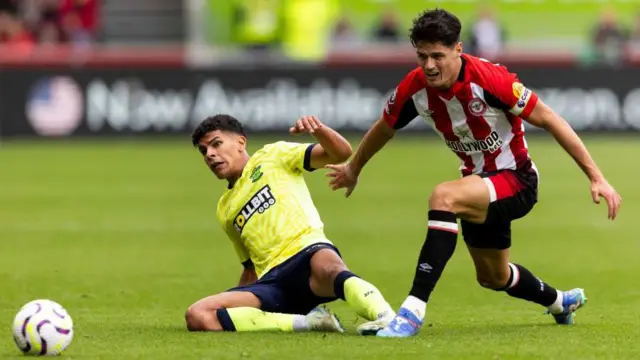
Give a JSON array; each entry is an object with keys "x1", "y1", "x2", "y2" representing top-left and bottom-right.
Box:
[
  {"x1": 486, "y1": 68, "x2": 621, "y2": 220},
  {"x1": 289, "y1": 115, "x2": 353, "y2": 169},
  {"x1": 525, "y1": 100, "x2": 621, "y2": 219}
]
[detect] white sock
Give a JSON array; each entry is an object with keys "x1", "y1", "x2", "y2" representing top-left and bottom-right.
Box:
[
  {"x1": 400, "y1": 295, "x2": 426, "y2": 322},
  {"x1": 547, "y1": 290, "x2": 564, "y2": 314},
  {"x1": 292, "y1": 315, "x2": 310, "y2": 332}
]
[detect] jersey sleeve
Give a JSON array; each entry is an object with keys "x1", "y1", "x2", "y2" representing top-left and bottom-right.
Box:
[
  {"x1": 482, "y1": 65, "x2": 539, "y2": 119},
  {"x1": 270, "y1": 141, "x2": 317, "y2": 173},
  {"x1": 382, "y1": 69, "x2": 420, "y2": 130}
]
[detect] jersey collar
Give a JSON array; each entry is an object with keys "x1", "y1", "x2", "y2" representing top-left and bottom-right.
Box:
[
  {"x1": 227, "y1": 158, "x2": 252, "y2": 190},
  {"x1": 457, "y1": 54, "x2": 467, "y2": 83}
]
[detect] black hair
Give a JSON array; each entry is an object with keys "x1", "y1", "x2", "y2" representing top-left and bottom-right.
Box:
[
  {"x1": 191, "y1": 114, "x2": 247, "y2": 147},
  {"x1": 409, "y1": 8, "x2": 462, "y2": 48}
]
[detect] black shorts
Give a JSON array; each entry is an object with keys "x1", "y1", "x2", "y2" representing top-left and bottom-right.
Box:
[
  {"x1": 461, "y1": 165, "x2": 539, "y2": 250},
  {"x1": 226, "y1": 243, "x2": 340, "y2": 315}
]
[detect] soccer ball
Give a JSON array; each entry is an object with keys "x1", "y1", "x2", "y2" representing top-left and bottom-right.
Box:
[{"x1": 12, "y1": 299, "x2": 74, "y2": 356}]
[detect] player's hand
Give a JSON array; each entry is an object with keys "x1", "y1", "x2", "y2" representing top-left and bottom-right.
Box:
[
  {"x1": 325, "y1": 162, "x2": 358, "y2": 197},
  {"x1": 590, "y1": 178, "x2": 621, "y2": 220},
  {"x1": 289, "y1": 116, "x2": 323, "y2": 135}
]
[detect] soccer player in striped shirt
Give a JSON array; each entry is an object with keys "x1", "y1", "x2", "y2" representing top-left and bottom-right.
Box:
[
  {"x1": 327, "y1": 9, "x2": 622, "y2": 337},
  {"x1": 184, "y1": 114, "x2": 395, "y2": 334}
]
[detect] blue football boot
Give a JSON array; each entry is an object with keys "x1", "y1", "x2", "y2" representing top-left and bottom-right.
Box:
[
  {"x1": 376, "y1": 307, "x2": 424, "y2": 338},
  {"x1": 548, "y1": 288, "x2": 588, "y2": 325}
]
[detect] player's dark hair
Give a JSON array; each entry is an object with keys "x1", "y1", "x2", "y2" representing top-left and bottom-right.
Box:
[
  {"x1": 409, "y1": 8, "x2": 461, "y2": 48},
  {"x1": 191, "y1": 114, "x2": 247, "y2": 146}
]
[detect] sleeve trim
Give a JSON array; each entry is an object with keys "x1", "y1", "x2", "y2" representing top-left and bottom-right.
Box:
[
  {"x1": 303, "y1": 143, "x2": 318, "y2": 172},
  {"x1": 393, "y1": 98, "x2": 419, "y2": 129},
  {"x1": 520, "y1": 93, "x2": 539, "y2": 119}
]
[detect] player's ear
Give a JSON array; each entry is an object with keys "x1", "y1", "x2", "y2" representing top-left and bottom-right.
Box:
[
  {"x1": 455, "y1": 42, "x2": 463, "y2": 56},
  {"x1": 237, "y1": 135, "x2": 247, "y2": 152}
]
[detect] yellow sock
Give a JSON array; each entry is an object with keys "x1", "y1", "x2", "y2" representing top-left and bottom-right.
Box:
[
  {"x1": 343, "y1": 277, "x2": 395, "y2": 321},
  {"x1": 223, "y1": 307, "x2": 307, "y2": 332}
]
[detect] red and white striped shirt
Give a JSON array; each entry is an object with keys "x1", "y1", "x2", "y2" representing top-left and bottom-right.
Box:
[{"x1": 383, "y1": 54, "x2": 538, "y2": 176}]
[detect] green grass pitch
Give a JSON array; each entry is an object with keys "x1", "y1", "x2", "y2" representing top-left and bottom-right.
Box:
[{"x1": 0, "y1": 134, "x2": 638, "y2": 359}]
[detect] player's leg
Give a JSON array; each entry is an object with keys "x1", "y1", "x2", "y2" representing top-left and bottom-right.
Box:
[
  {"x1": 306, "y1": 245, "x2": 395, "y2": 329},
  {"x1": 466, "y1": 238, "x2": 586, "y2": 324},
  {"x1": 464, "y1": 168, "x2": 586, "y2": 324},
  {"x1": 376, "y1": 175, "x2": 490, "y2": 337},
  {"x1": 463, "y1": 223, "x2": 563, "y2": 305},
  {"x1": 463, "y1": 171, "x2": 587, "y2": 325},
  {"x1": 185, "y1": 291, "x2": 260, "y2": 331},
  {"x1": 185, "y1": 284, "x2": 342, "y2": 333}
]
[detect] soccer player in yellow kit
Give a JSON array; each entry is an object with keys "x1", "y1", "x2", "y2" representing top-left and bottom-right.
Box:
[{"x1": 184, "y1": 114, "x2": 395, "y2": 334}]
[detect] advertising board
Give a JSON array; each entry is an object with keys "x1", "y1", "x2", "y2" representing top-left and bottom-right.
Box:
[{"x1": 2, "y1": 65, "x2": 640, "y2": 138}]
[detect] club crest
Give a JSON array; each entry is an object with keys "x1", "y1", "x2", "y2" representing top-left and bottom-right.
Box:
[{"x1": 468, "y1": 98, "x2": 487, "y2": 116}]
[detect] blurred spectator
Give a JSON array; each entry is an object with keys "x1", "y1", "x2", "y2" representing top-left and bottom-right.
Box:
[
  {"x1": 37, "y1": 20, "x2": 64, "y2": 45},
  {"x1": 464, "y1": 5, "x2": 505, "y2": 61},
  {"x1": 231, "y1": 0, "x2": 284, "y2": 52},
  {"x1": 281, "y1": 0, "x2": 340, "y2": 60},
  {"x1": 59, "y1": 0, "x2": 98, "y2": 36},
  {"x1": 331, "y1": 16, "x2": 359, "y2": 49},
  {"x1": 0, "y1": 0, "x2": 98, "y2": 48},
  {"x1": 372, "y1": 10, "x2": 400, "y2": 43},
  {"x1": 62, "y1": 10, "x2": 92, "y2": 47},
  {"x1": 37, "y1": 0, "x2": 67, "y2": 44},
  {"x1": 0, "y1": 10, "x2": 35, "y2": 51},
  {"x1": 591, "y1": 8, "x2": 628, "y2": 66},
  {"x1": 0, "y1": 0, "x2": 18, "y2": 42}
]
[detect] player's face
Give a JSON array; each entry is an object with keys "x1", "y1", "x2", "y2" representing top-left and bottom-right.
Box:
[
  {"x1": 415, "y1": 41, "x2": 463, "y2": 89},
  {"x1": 197, "y1": 130, "x2": 247, "y2": 180}
]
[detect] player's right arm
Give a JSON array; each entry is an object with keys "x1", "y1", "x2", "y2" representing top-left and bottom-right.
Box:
[
  {"x1": 327, "y1": 69, "x2": 421, "y2": 197},
  {"x1": 238, "y1": 265, "x2": 257, "y2": 286},
  {"x1": 226, "y1": 230, "x2": 257, "y2": 286},
  {"x1": 343, "y1": 116, "x2": 396, "y2": 177}
]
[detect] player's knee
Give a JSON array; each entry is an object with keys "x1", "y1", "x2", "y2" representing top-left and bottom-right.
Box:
[
  {"x1": 476, "y1": 273, "x2": 510, "y2": 290},
  {"x1": 429, "y1": 183, "x2": 456, "y2": 211},
  {"x1": 311, "y1": 249, "x2": 348, "y2": 282},
  {"x1": 185, "y1": 307, "x2": 203, "y2": 331},
  {"x1": 332, "y1": 263, "x2": 350, "y2": 283},
  {"x1": 185, "y1": 303, "x2": 223, "y2": 332},
  {"x1": 320, "y1": 261, "x2": 349, "y2": 283}
]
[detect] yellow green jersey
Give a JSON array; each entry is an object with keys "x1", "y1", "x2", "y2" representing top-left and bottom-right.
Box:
[{"x1": 216, "y1": 141, "x2": 331, "y2": 278}]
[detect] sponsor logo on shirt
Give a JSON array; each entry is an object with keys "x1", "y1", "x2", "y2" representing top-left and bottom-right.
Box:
[
  {"x1": 445, "y1": 130, "x2": 503, "y2": 153},
  {"x1": 233, "y1": 185, "x2": 276, "y2": 233}
]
